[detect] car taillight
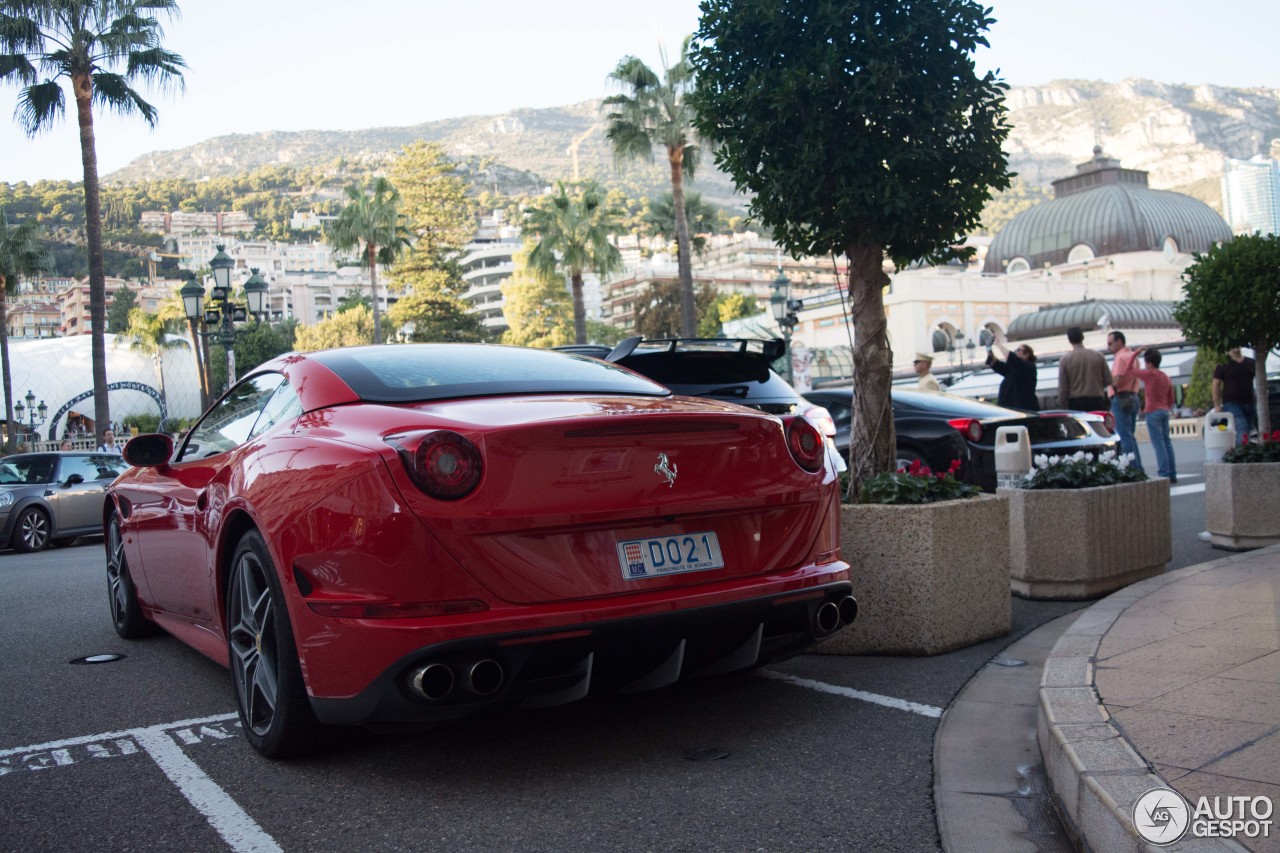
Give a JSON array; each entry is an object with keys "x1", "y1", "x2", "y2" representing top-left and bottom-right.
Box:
[
  {"x1": 947, "y1": 418, "x2": 985, "y2": 443},
  {"x1": 1088, "y1": 410, "x2": 1116, "y2": 433},
  {"x1": 785, "y1": 415, "x2": 825, "y2": 472},
  {"x1": 801, "y1": 403, "x2": 837, "y2": 438},
  {"x1": 387, "y1": 430, "x2": 483, "y2": 499}
]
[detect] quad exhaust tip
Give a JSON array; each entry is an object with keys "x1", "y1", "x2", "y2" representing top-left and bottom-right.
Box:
[
  {"x1": 814, "y1": 596, "x2": 858, "y2": 638},
  {"x1": 411, "y1": 662, "x2": 455, "y2": 701}
]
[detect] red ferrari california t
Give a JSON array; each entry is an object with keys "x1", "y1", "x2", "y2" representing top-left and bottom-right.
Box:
[{"x1": 105, "y1": 344, "x2": 855, "y2": 757}]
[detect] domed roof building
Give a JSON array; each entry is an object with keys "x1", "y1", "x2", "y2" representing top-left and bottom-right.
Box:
[{"x1": 985, "y1": 147, "x2": 1232, "y2": 274}]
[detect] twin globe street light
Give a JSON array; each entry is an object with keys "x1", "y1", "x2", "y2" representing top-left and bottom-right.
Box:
[
  {"x1": 179, "y1": 244, "x2": 269, "y2": 392},
  {"x1": 13, "y1": 389, "x2": 47, "y2": 444},
  {"x1": 769, "y1": 264, "x2": 801, "y2": 385}
]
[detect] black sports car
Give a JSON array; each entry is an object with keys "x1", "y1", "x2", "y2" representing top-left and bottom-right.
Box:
[{"x1": 804, "y1": 387, "x2": 1119, "y2": 491}]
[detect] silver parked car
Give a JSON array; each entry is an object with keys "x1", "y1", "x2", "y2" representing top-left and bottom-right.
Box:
[{"x1": 0, "y1": 452, "x2": 129, "y2": 552}]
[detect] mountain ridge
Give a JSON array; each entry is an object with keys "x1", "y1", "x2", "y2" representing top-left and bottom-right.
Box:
[{"x1": 105, "y1": 79, "x2": 1280, "y2": 213}]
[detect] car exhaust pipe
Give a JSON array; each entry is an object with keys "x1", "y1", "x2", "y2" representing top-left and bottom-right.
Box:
[
  {"x1": 837, "y1": 595, "x2": 858, "y2": 626},
  {"x1": 410, "y1": 662, "x2": 455, "y2": 701},
  {"x1": 463, "y1": 658, "x2": 504, "y2": 697},
  {"x1": 814, "y1": 601, "x2": 841, "y2": 636}
]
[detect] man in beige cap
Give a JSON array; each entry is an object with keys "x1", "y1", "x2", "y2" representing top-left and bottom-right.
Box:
[{"x1": 913, "y1": 353, "x2": 941, "y2": 392}]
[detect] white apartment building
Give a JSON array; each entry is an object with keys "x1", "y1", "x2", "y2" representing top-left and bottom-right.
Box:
[{"x1": 1222, "y1": 156, "x2": 1280, "y2": 236}]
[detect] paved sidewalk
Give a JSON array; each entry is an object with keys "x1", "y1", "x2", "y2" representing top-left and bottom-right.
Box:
[{"x1": 1039, "y1": 545, "x2": 1280, "y2": 852}]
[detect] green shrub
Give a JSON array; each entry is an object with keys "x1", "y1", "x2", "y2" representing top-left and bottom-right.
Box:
[
  {"x1": 1018, "y1": 450, "x2": 1147, "y2": 489},
  {"x1": 1222, "y1": 430, "x2": 1280, "y2": 463},
  {"x1": 859, "y1": 458, "x2": 983, "y2": 504}
]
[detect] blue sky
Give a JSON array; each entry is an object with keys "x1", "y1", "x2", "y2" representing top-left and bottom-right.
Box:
[{"x1": 2, "y1": 0, "x2": 1278, "y2": 184}]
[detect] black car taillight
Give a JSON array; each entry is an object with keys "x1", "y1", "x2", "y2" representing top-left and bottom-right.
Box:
[
  {"x1": 947, "y1": 417, "x2": 985, "y2": 443},
  {"x1": 785, "y1": 415, "x2": 825, "y2": 472},
  {"x1": 387, "y1": 430, "x2": 483, "y2": 499},
  {"x1": 1088, "y1": 410, "x2": 1116, "y2": 433}
]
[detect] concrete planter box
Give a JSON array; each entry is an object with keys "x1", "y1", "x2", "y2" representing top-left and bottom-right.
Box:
[
  {"x1": 1000, "y1": 478, "x2": 1170, "y2": 599},
  {"x1": 817, "y1": 493, "x2": 1010, "y2": 656},
  {"x1": 1205, "y1": 462, "x2": 1280, "y2": 550}
]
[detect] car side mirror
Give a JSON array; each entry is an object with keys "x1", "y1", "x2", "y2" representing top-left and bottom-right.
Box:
[
  {"x1": 63, "y1": 473, "x2": 85, "y2": 486},
  {"x1": 123, "y1": 433, "x2": 174, "y2": 469}
]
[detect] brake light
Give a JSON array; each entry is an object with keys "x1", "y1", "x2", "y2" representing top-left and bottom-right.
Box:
[
  {"x1": 387, "y1": 430, "x2": 483, "y2": 499},
  {"x1": 947, "y1": 418, "x2": 985, "y2": 443},
  {"x1": 1088, "y1": 410, "x2": 1116, "y2": 433},
  {"x1": 784, "y1": 415, "x2": 825, "y2": 472}
]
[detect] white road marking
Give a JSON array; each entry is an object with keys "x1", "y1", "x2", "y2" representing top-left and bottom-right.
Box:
[
  {"x1": 2, "y1": 712, "x2": 280, "y2": 853},
  {"x1": 133, "y1": 726, "x2": 281, "y2": 853},
  {"x1": 1170, "y1": 482, "x2": 1206, "y2": 497},
  {"x1": 759, "y1": 670, "x2": 944, "y2": 718}
]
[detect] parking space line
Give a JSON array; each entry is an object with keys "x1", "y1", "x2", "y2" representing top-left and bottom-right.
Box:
[
  {"x1": 133, "y1": 726, "x2": 280, "y2": 853},
  {"x1": 2, "y1": 713, "x2": 279, "y2": 853},
  {"x1": 1170, "y1": 482, "x2": 1206, "y2": 497},
  {"x1": 759, "y1": 670, "x2": 944, "y2": 718}
]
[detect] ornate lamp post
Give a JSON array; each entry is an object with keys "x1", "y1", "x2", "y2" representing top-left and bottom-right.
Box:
[
  {"x1": 181, "y1": 246, "x2": 269, "y2": 394},
  {"x1": 13, "y1": 389, "x2": 47, "y2": 444},
  {"x1": 769, "y1": 264, "x2": 800, "y2": 385}
]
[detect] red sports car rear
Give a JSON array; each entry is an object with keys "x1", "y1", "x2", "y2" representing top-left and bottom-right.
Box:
[{"x1": 105, "y1": 344, "x2": 853, "y2": 757}]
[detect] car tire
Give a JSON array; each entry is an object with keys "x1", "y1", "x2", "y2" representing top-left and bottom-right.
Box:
[
  {"x1": 11, "y1": 506, "x2": 50, "y2": 553},
  {"x1": 894, "y1": 448, "x2": 925, "y2": 473},
  {"x1": 226, "y1": 530, "x2": 325, "y2": 759},
  {"x1": 106, "y1": 513, "x2": 155, "y2": 639}
]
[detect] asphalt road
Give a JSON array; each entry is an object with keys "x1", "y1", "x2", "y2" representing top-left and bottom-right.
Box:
[{"x1": 0, "y1": 439, "x2": 1219, "y2": 853}]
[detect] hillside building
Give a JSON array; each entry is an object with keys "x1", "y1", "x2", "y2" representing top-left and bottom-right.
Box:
[{"x1": 1221, "y1": 156, "x2": 1280, "y2": 236}]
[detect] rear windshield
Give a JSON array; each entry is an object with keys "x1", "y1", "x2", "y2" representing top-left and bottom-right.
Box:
[
  {"x1": 617, "y1": 351, "x2": 771, "y2": 386},
  {"x1": 310, "y1": 344, "x2": 670, "y2": 403}
]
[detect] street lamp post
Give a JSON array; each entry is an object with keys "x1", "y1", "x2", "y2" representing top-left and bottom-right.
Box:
[
  {"x1": 769, "y1": 265, "x2": 801, "y2": 385},
  {"x1": 181, "y1": 246, "x2": 270, "y2": 394},
  {"x1": 13, "y1": 389, "x2": 47, "y2": 445}
]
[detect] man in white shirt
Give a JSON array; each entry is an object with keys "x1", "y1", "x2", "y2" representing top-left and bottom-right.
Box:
[{"x1": 914, "y1": 353, "x2": 941, "y2": 392}]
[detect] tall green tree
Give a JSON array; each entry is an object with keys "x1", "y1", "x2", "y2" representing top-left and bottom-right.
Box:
[
  {"x1": 327, "y1": 178, "x2": 412, "y2": 345},
  {"x1": 501, "y1": 244, "x2": 575, "y2": 349},
  {"x1": 634, "y1": 279, "x2": 718, "y2": 340},
  {"x1": 117, "y1": 305, "x2": 189, "y2": 431},
  {"x1": 387, "y1": 290, "x2": 487, "y2": 343},
  {"x1": 106, "y1": 284, "x2": 137, "y2": 333},
  {"x1": 1175, "y1": 232, "x2": 1280, "y2": 435},
  {"x1": 387, "y1": 142, "x2": 476, "y2": 302},
  {"x1": 0, "y1": 209, "x2": 51, "y2": 451},
  {"x1": 700, "y1": 291, "x2": 760, "y2": 338},
  {"x1": 604, "y1": 37, "x2": 700, "y2": 336},
  {"x1": 690, "y1": 0, "x2": 1012, "y2": 496},
  {"x1": 523, "y1": 182, "x2": 623, "y2": 345},
  {"x1": 293, "y1": 304, "x2": 374, "y2": 352},
  {"x1": 0, "y1": 0, "x2": 186, "y2": 441}
]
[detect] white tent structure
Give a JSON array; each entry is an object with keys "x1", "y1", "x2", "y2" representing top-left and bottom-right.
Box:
[{"x1": 4, "y1": 333, "x2": 203, "y2": 443}]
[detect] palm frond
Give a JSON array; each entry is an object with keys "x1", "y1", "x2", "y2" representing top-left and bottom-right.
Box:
[
  {"x1": 15, "y1": 79, "x2": 63, "y2": 134},
  {"x1": 91, "y1": 70, "x2": 157, "y2": 124},
  {"x1": 0, "y1": 53, "x2": 37, "y2": 84}
]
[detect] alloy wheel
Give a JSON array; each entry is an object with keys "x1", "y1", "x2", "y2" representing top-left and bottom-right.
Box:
[
  {"x1": 17, "y1": 508, "x2": 49, "y2": 552},
  {"x1": 227, "y1": 549, "x2": 279, "y2": 737},
  {"x1": 106, "y1": 519, "x2": 128, "y2": 627}
]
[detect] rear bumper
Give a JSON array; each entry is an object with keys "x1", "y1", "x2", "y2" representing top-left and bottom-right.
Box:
[{"x1": 309, "y1": 579, "x2": 855, "y2": 726}]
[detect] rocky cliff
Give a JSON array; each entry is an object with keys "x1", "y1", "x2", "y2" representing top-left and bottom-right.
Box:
[{"x1": 107, "y1": 79, "x2": 1280, "y2": 212}]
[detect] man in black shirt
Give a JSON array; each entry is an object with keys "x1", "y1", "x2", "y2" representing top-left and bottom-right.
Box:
[
  {"x1": 1213, "y1": 348, "x2": 1256, "y2": 444},
  {"x1": 986, "y1": 331, "x2": 1039, "y2": 411}
]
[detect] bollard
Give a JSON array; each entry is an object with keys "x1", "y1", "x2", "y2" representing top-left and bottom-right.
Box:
[
  {"x1": 995, "y1": 425, "x2": 1032, "y2": 489},
  {"x1": 1204, "y1": 411, "x2": 1236, "y2": 462}
]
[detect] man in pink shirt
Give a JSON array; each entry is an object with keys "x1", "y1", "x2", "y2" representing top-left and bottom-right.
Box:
[
  {"x1": 1131, "y1": 347, "x2": 1177, "y2": 482},
  {"x1": 1107, "y1": 331, "x2": 1144, "y2": 472}
]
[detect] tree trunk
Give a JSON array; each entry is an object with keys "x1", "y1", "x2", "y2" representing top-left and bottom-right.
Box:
[
  {"x1": 669, "y1": 150, "x2": 696, "y2": 338},
  {"x1": 74, "y1": 74, "x2": 110, "y2": 442},
  {"x1": 570, "y1": 271, "x2": 587, "y2": 344},
  {"x1": 368, "y1": 243, "x2": 382, "y2": 345},
  {"x1": 0, "y1": 278, "x2": 14, "y2": 452},
  {"x1": 845, "y1": 240, "x2": 896, "y2": 500},
  {"x1": 188, "y1": 316, "x2": 210, "y2": 411},
  {"x1": 1257, "y1": 338, "x2": 1272, "y2": 437}
]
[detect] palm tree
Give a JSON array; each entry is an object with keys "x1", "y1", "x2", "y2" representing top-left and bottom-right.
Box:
[
  {"x1": 524, "y1": 182, "x2": 623, "y2": 345},
  {"x1": 0, "y1": 0, "x2": 185, "y2": 441},
  {"x1": 328, "y1": 178, "x2": 412, "y2": 345},
  {"x1": 604, "y1": 37, "x2": 700, "y2": 337},
  {"x1": 118, "y1": 304, "x2": 189, "y2": 432},
  {"x1": 0, "y1": 210, "x2": 51, "y2": 452}
]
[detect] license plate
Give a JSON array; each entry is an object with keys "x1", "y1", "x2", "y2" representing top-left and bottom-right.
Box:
[{"x1": 617, "y1": 532, "x2": 724, "y2": 580}]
